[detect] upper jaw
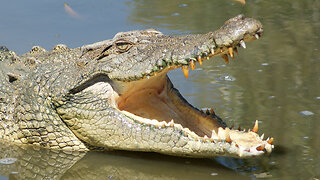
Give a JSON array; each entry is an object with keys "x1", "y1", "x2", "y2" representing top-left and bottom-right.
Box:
[
  {"x1": 81, "y1": 14, "x2": 263, "y2": 82},
  {"x1": 130, "y1": 14, "x2": 263, "y2": 81},
  {"x1": 121, "y1": 14, "x2": 263, "y2": 81}
]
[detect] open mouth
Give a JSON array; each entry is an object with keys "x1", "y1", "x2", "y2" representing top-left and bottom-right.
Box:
[
  {"x1": 59, "y1": 14, "x2": 274, "y2": 157},
  {"x1": 110, "y1": 40, "x2": 274, "y2": 157},
  {"x1": 117, "y1": 70, "x2": 223, "y2": 138}
]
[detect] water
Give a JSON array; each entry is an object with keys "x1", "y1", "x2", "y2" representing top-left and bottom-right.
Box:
[{"x1": 1, "y1": 0, "x2": 320, "y2": 179}]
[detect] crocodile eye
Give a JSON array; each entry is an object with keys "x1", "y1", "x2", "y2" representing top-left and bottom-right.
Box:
[{"x1": 115, "y1": 40, "x2": 133, "y2": 53}]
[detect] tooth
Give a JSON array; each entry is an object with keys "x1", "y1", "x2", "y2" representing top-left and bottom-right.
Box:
[
  {"x1": 228, "y1": 47, "x2": 234, "y2": 58},
  {"x1": 197, "y1": 55, "x2": 202, "y2": 65},
  {"x1": 210, "y1": 108, "x2": 215, "y2": 115},
  {"x1": 217, "y1": 127, "x2": 229, "y2": 140},
  {"x1": 160, "y1": 121, "x2": 166, "y2": 128},
  {"x1": 190, "y1": 60, "x2": 195, "y2": 70},
  {"x1": 234, "y1": 47, "x2": 238, "y2": 54},
  {"x1": 204, "y1": 135, "x2": 208, "y2": 141},
  {"x1": 211, "y1": 130, "x2": 218, "y2": 139},
  {"x1": 240, "y1": 40, "x2": 246, "y2": 49},
  {"x1": 267, "y1": 137, "x2": 274, "y2": 145},
  {"x1": 169, "y1": 120, "x2": 175, "y2": 127},
  {"x1": 252, "y1": 120, "x2": 259, "y2": 133},
  {"x1": 181, "y1": 66, "x2": 189, "y2": 79},
  {"x1": 255, "y1": 34, "x2": 260, "y2": 39},
  {"x1": 206, "y1": 109, "x2": 210, "y2": 115},
  {"x1": 210, "y1": 48, "x2": 215, "y2": 55},
  {"x1": 222, "y1": 54, "x2": 229, "y2": 64},
  {"x1": 260, "y1": 133, "x2": 264, "y2": 140},
  {"x1": 256, "y1": 144, "x2": 265, "y2": 151},
  {"x1": 225, "y1": 134, "x2": 231, "y2": 143}
]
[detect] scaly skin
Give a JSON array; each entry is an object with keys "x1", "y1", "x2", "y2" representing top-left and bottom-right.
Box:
[{"x1": 0, "y1": 15, "x2": 273, "y2": 158}]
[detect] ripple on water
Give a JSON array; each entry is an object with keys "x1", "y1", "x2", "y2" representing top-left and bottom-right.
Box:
[
  {"x1": 210, "y1": 172, "x2": 218, "y2": 176},
  {"x1": 178, "y1": 4, "x2": 188, "y2": 7},
  {"x1": 216, "y1": 74, "x2": 236, "y2": 82},
  {"x1": 299, "y1": 110, "x2": 314, "y2": 116}
]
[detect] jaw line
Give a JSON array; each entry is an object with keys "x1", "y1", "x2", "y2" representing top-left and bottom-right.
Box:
[{"x1": 107, "y1": 66, "x2": 274, "y2": 157}]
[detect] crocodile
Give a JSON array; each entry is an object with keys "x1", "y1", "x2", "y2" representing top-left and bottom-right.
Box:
[{"x1": 0, "y1": 14, "x2": 274, "y2": 158}]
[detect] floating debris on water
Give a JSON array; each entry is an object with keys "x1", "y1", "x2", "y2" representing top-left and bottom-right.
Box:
[
  {"x1": 210, "y1": 172, "x2": 218, "y2": 176},
  {"x1": 217, "y1": 74, "x2": 236, "y2": 82},
  {"x1": 178, "y1": 4, "x2": 188, "y2": 7},
  {"x1": 253, "y1": 172, "x2": 272, "y2": 178},
  {"x1": 268, "y1": 96, "x2": 275, "y2": 99},
  {"x1": 269, "y1": 161, "x2": 276, "y2": 165},
  {"x1": 261, "y1": 63, "x2": 269, "y2": 66},
  {"x1": 171, "y1": 13, "x2": 180, "y2": 16},
  {"x1": 299, "y1": 110, "x2": 314, "y2": 116},
  {"x1": 0, "y1": 158, "x2": 17, "y2": 165},
  {"x1": 217, "y1": 64, "x2": 227, "y2": 68},
  {"x1": 107, "y1": 175, "x2": 114, "y2": 179}
]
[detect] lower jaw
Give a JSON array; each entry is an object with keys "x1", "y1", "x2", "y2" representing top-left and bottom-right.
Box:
[{"x1": 116, "y1": 74, "x2": 225, "y2": 138}]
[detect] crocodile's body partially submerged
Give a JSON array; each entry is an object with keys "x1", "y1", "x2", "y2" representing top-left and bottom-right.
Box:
[{"x1": 0, "y1": 15, "x2": 273, "y2": 158}]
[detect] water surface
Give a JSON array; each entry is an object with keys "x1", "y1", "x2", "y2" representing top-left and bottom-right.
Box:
[{"x1": 0, "y1": 0, "x2": 319, "y2": 179}]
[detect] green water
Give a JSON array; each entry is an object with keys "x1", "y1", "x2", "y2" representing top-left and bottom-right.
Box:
[{"x1": 0, "y1": 0, "x2": 319, "y2": 179}]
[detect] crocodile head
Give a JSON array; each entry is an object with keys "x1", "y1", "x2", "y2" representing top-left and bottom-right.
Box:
[{"x1": 56, "y1": 14, "x2": 273, "y2": 158}]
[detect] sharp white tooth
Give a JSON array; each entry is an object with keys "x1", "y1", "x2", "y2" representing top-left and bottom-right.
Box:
[
  {"x1": 168, "y1": 119, "x2": 174, "y2": 127},
  {"x1": 217, "y1": 127, "x2": 226, "y2": 139},
  {"x1": 211, "y1": 130, "x2": 218, "y2": 139},
  {"x1": 210, "y1": 48, "x2": 215, "y2": 55},
  {"x1": 240, "y1": 40, "x2": 246, "y2": 49},
  {"x1": 160, "y1": 121, "x2": 166, "y2": 128},
  {"x1": 255, "y1": 34, "x2": 260, "y2": 39},
  {"x1": 260, "y1": 133, "x2": 265, "y2": 140}
]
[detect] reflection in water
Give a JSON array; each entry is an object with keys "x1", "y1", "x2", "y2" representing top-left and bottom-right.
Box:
[
  {"x1": 0, "y1": 0, "x2": 319, "y2": 179},
  {"x1": 0, "y1": 141, "x2": 254, "y2": 179}
]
